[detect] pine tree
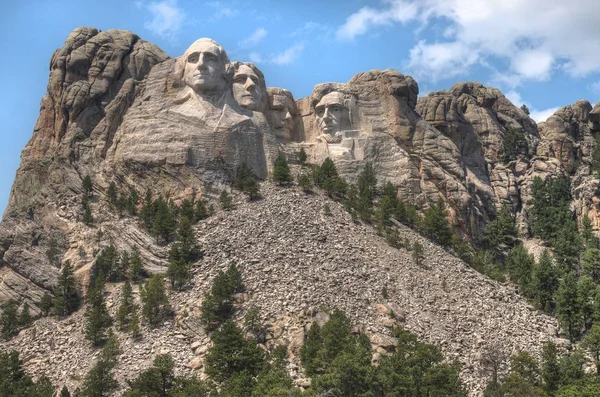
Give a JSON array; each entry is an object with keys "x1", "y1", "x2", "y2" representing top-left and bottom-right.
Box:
[
  {"x1": 204, "y1": 320, "x2": 265, "y2": 382},
  {"x1": 79, "y1": 330, "x2": 120, "y2": 397},
  {"x1": 140, "y1": 275, "x2": 172, "y2": 327},
  {"x1": 421, "y1": 198, "x2": 452, "y2": 247},
  {"x1": 83, "y1": 175, "x2": 93, "y2": 196},
  {"x1": 82, "y1": 195, "x2": 93, "y2": 226},
  {"x1": 273, "y1": 155, "x2": 292, "y2": 185},
  {"x1": 60, "y1": 385, "x2": 71, "y2": 397},
  {"x1": 140, "y1": 189, "x2": 155, "y2": 231},
  {"x1": 578, "y1": 276, "x2": 596, "y2": 331},
  {"x1": 219, "y1": 190, "x2": 233, "y2": 210},
  {"x1": 195, "y1": 199, "x2": 209, "y2": 222},
  {"x1": 531, "y1": 250, "x2": 559, "y2": 312},
  {"x1": 39, "y1": 292, "x2": 54, "y2": 316},
  {"x1": 1, "y1": 299, "x2": 20, "y2": 339},
  {"x1": 84, "y1": 285, "x2": 113, "y2": 346},
  {"x1": 581, "y1": 247, "x2": 600, "y2": 283},
  {"x1": 152, "y1": 197, "x2": 176, "y2": 243},
  {"x1": 297, "y1": 172, "x2": 313, "y2": 193},
  {"x1": 126, "y1": 187, "x2": 138, "y2": 216},
  {"x1": 541, "y1": 341, "x2": 560, "y2": 395},
  {"x1": 107, "y1": 182, "x2": 118, "y2": 206},
  {"x1": 297, "y1": 147, "x2": 308, "y2": 165},
  {"x1": 505, "y1": 244, "x2": 535, "y2": 295},
  {"x1": 167, "y1": 255, "x2": 191, "y2": 291},
  {"x1": 18, "y1": 303, "x2": 32, "y2": 328},
  {"x1": 582, "y1": 324, "x2": 600, "y2": 374},
  {"x1": 54, "y1": 260, "x2": 80, "y2": 316},
  {"x1": 179, "y1": 198, "x2": 195, "y2": 223},
  {"x1": 116, "y1": 282, "x2": 136, "y2": 332},
  {"x1": 46, "y1": 237, "x2": 60, "y2": 266},
  {"x1": 485, "y1": 205, "x2": 518, "y2": 249},
  {"x1": 556, "y1": 272, "x2": 583, "y2": 342},
  {"x1": 412, "y1": 241, "x2": 424, "y2": 266},
  {"x1": 128, "y1": 247, "x2": 144, "y2": 283}
]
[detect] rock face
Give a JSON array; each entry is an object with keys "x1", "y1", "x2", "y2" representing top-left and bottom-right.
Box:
[{"x1": 2, "y1": 26, "x2": 600, "y2": 396}]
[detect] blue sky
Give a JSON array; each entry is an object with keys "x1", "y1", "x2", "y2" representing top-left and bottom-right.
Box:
[{"x1": 1, "y1": 0, "x2": 600, "y2": 215}]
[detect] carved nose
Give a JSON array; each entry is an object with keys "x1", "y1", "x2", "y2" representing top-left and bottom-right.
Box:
[
  {"x1": 285, "y1": 111, "x2": 292, "y2": 120},
  {"x1": 245, "y1": 78, "x2": 255, "y2": 90}
]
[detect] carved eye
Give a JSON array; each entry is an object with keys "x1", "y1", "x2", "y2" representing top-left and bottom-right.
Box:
[
  {"x1": 234, "y1": 76, "x2": 246, "y2": 84},
  {"x1": 330, "y1": 105, "x2": 343, "y2": 112},
  {"x1": 187, "y1": 52, "x2": 199, "y2": 63},
  {"x1": 315, "y1": 108, "x2": 324, "y2": 117},
  {"x1": 250, "y1": 77, "x2": 259, "y2": 84},
  {"x1": 204, "y1": 53, "x2": 217, "y2": 62}
]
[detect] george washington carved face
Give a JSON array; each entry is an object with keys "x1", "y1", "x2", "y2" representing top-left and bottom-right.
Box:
[{"x1": 182, "y1": 38, "x2": 228, "y2": 94}]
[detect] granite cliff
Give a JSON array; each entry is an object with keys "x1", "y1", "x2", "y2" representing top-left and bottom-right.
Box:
[{"x1": 1, "y1": 27, "x2": 600, "y2": 395}]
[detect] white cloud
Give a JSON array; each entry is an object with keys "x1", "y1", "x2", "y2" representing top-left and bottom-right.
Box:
[
  {"x1": 530, "y1": 107, "x2": 560, "y2": 123},
  {"x1": 144, "y1": 0, "x2": 186, "y2": 40},
  {"x1": 249, "y1": 52, "x2": 264, "y2": 63},
  {"x1": 272, "y1": 43, "x2": 305, "y2": 65},
  {"x1": 206, "y1": 1, "x2": 238, "y2": 22},
  {"x1": 505, "y1": 90, "x2": 524, "y2": 107},
  {"x1": 591, "y1": 81, "x2": 600, "y2": 95},
  {"x1": 336, "y1": 0, "x2": 600, "y2": 85},
  {"x1": 336, "y1": 1, "x2": 419, "y2": 41},
  {"x1": 239, "y1": 28, "x2": 267, "y2": 49}
]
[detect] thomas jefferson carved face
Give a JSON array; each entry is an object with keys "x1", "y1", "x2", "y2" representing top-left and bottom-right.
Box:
[
  {"x1": 269, "y1": 89, "x2": 296, "y2": 141},
  {"x1": 232, "y1": 64, "x2": 263, "y2": 110},
  {"x1": 182, "y1": 39, "x2": 228, "y2": 94},
  {"x1": 315, "y1": 91, "x2": 350, "y2": 136}
]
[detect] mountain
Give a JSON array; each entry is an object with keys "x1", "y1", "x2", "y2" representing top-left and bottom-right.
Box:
[{"x1": 1, "y1": 26, "x2": 599, "y2": 395}]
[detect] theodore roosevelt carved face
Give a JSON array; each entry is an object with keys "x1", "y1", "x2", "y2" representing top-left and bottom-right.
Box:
[{"x1": 182, "y1": 38, "x2": 229, "y2": 94}]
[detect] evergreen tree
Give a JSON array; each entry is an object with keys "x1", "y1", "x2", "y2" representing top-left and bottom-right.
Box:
[
  {"x1": 297, "y1": 147, "x2": 308, "y2": 165},
  {"x1": 219, "y1": 190, "x2": 233, "y2": 210},
  {"x1": 520, "y1": 104, "x2": 530, "y2": 115},
  {"x1": 421, "y1": 198, "x2": 452, "y2": 247},
  {"x1": 297, "y1": 172, "x2": 313, "y2": 193},
  {"x1": 128, "y1": 247, "x2": 144, "y2": 283},
  {"x1": 581, "y1": 247, "x2": 600, "y2": 283},
  {"x1": 1, "y1": 299, "x2": 20, "y2": 339},
  {"x1": 126, "y1": 187, "x2": 138, "y2": 216},
  {"x1": 82, "y1": 195, "x2": 93, "y2": 226},
  {"x1": 152, "y1": 197, "x2": 176, "y2": 243},
  {"x1": 54, "y1": 260, "x2": 80, "y2": 316},
  {"x1": 273, "y1": 155, "x2": 292, "y2": 185},
  {"x1": 506, "y1": 244, "x2": 535, "y2": 295},
  {"x1": 84, "y1": 285, "x2": 113, "y2": 346},
  {"x1": 116, "y1": 282, "x2": 136, "y2": 332},
  {"x1": 313, "y1": 158, "x2": 347, "y2": 199},
  {"x1": 79, "y1": 330, "x2": 120, "y2": 397},
  {"x1": 125, "y1": 354, "x2": 177, "y2": 396},
  {"x1": 18, "y1": 303, "x2": 32, "y2": 328},
  {"x1": 485, "y1": 205, "x2": 518, "y2": 249},
  {"x1": 556, "y1": 272, "x2": 583, "y2": 342},
  {"x1": 46, "y1": 237, "x2": 60, "y2": 266},
  {"x1": 578, "y1": 276, "x2": 596, "y2": 331},
  {"x1": 502, "y1": 128, "x2": 528, "y2": 163},
  {"x1": 244, "y1": 304, "x2": 265, "y2": 342},
  {"x1": 178, "y1": 198, "x2": 195, "y2": 224},
  {"x1": 204, "y1": 320, "x2": 265, "y2": 383},
  {"x1": 413, "y1": 241, "x2": 424, "y2": 266},
  {"x1": 0, "y1": 350, "x2": 56, "y2": 396},
  {"x1": 39, "y1": 292, "x2": 54, "y2": 316},
  {"x1": 140, "y1": 275, "x2": 172, "y2": 327},
  {"x1": 532, "y1": 250, "x2": 559, "y2": 312},
  {"x1": 167, "y1": 254, "x2": 191, "y2": 291},
  {"x1": 582, "y1": 324, "x2": 600, "y2": 375},
  {"x1": 60, "y1": 385, "x2": 71, "y2": 397},
  {"x1": 541, "y1": 341, "x2": 561, "y2": 396},
  {"x1": 194, "y1": 199, "x2": 209, "y2": 222},
  {"x1": 140, "y1": 189, "x2": 155, "y2": 231},
  {"x1": 107, "y1": 182, "x2": 118, "y2": 206},
  {"x1": 83, "y1": 175, "x2": 93, "y2": 196},
  {"x1": 581, "y1": 215, "x2": 598, "y2": 248}
]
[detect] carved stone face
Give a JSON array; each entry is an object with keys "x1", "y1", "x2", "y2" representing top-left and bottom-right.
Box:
[
  {"x1": 183, "y1": 40, "x2": 227, "y2": 94},
  {"x1": 269, "y1": 90, "x2": 296, "y2": 140},
  {"x1": 315, "y1": 92, "x2": 349, "y2": 136},
  {"x1": 232, "y1": 64, "x2": 263, "y2": 110}
]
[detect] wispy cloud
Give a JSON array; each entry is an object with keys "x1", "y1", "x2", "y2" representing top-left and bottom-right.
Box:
[
  {"x1": 530, "y1": 107, "x2": 560, "y2": 123},
  {"x1": 143, "y1": 0, "x2": 186, "y2": 41},
  {"x1": 239, "y1": 28, "x2": 268, "y2": 49},
  {"x1": 206, "y1": 1, "x2": 238, "y2": 22},
  {"x1": 272, "y1": 43, "x2": 305, "y2": 65},
  {"x1": 336, "y1": 0, "x2": 600, "y2": 88},
  {"x1": 248, "y1": 42, "x2": 305, "y2": 66},
  {"x1": 504, "y1": 89, "x2": 559, "y2": 123},
  {"x1": 592, "y1": 81, "x2": 600, "y2": 95}
]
